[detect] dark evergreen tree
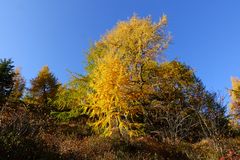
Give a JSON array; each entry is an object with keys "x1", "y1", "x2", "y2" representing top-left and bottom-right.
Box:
[{"x1": 0, "y1": 58, "x2": 15, "y2": 106}]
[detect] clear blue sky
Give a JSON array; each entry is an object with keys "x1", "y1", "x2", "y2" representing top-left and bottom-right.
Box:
[{"x1": 1, "y1": 0, "x2": 240, "y2": 102}]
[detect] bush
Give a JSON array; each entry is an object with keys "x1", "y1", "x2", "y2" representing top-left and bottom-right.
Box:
[{"x1": 0, "y1": 106, "x2": 60, "y2": 159}]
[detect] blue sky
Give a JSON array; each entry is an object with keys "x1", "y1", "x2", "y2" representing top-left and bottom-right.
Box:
[{"x1": 1, "y1": 0, "x2": 240, "y2": 102}]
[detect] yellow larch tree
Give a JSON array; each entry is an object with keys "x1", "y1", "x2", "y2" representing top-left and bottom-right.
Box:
[
  {"x1": 230, "y1": 77, "x2": 240, "y2": 128},
  {"x1": 87, "y1": 52, "x2": 144, "y2": 137},
  {"x1": 28, "y1": 66, "x2": 60, "y2": 112},
  {"x1": 10, "y1": 68, "x2": 26, "y2": 101},
  {"x1": 86, "y1": 15, "x2": 170, "y2": 138}
]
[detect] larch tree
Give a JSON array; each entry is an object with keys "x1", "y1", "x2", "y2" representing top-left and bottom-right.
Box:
[
  {"x1": 230, "y1": 77, "x2": 240, "y2": 128},
  {"x1": 87, "y1": 52, "x2": 141, "y2": 137},
  {"x1": 28, "y1": 66, "x2": 59, "y2": 112},
  {"x1": 9, "y1": 68, "x2": 26, "y2": 102},
  {"x1": 85, "y1": 15, "x2": 170, "y2": 138},
  {"x1": 146, "y1": 61, "x2": 228, "y2": 142},
  {"x1": 145, "y1": 61, "x2": 198, "y2": 141}
]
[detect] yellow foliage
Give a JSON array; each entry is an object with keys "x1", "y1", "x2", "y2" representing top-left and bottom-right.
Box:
[
  {"x1": 85, "y1": 15, "x2": 170, "y2": 138},
  {"x1": 10, "y1": 68, "x2": 25, "y2": 100},
  {"x1": 87, "y1": 52, "x2": 144, "y2": 137},
  {"x1": 230, "y1": 77, "x2": 240, "y2": 127},
  {"x1": 28, "y1": 65, "x2": 59, "y2": 108},
  {"x1": 87, "y1": 15, "x2": 170, "y2": 72}
]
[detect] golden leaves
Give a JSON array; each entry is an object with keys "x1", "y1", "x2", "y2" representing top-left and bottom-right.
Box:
[
  {"x1": 85, "y1": 15, "x2": 170, "y2": 138},
  {"x1": 230, "y1": 77, "x2": 240, "y2": 127},
  {"x1": 87, "y1": 15, "x2": 170, "y2": 72}
]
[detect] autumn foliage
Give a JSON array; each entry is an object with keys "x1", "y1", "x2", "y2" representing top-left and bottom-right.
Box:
[
  {"x1": 230, "y1": 77, "x2": 240, "y2": 128},
  {"x1": 0, "y1": 15, "x2": 239, "y2": 160}
]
